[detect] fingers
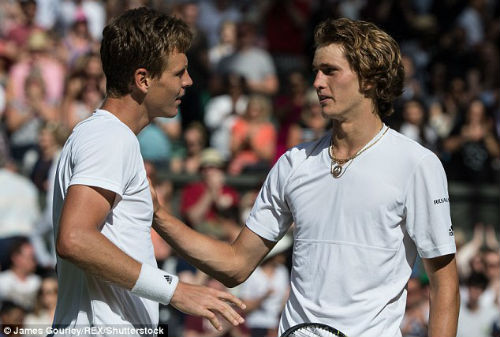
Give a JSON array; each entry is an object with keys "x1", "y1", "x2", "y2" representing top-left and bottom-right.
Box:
[
  {"x1": 212, "y1": 288, "x2": 247, "y2": 310},
  {"x1": 171, "y1": 282, "x2": 245, "y2": 330},
  {"x1": 208, "y1": 291, "x2": 245, "y2": 326},
  {"x1": 203, "y1": 310, "x2": 222, "y2": 331}
]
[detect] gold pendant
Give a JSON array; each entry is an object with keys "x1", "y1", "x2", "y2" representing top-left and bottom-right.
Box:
[{"x1": 331, "y1": 164, "x2": 342, "y2": 178}]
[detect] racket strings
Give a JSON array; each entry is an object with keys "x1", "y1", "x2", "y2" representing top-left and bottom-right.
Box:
[{"x1": 289, "y1": 326, "x2": 341, "y2": 337}]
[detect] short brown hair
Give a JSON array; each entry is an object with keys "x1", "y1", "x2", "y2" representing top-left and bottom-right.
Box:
[
  {"x1": 314, "y1": 18, "x2": 404, "y2": 117},
  {"x1": 100, "y1": 7, "x2": 192, "y2": 97}
]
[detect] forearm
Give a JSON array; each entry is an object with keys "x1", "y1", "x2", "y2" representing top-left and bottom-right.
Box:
[
  {"x1": 428, "y1": 283, "x2": 460, "y2": 337},
  {"x1": 153, "y1": 208, "x2": 246, "y2": 286}
]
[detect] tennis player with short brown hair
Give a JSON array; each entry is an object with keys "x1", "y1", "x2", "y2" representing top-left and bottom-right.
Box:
[{"x1": 52, "y1": 7, "x2": 245, "y2": 336}]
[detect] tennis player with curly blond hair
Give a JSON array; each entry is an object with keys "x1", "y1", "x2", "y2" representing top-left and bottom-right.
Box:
[{"x1": 153, "y1": 18, "x2": 459, "y2": 337}]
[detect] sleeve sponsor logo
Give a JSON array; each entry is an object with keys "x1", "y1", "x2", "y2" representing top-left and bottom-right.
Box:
[{"x1": 433, "y1": 197, "x2": 449, "y2": 205}]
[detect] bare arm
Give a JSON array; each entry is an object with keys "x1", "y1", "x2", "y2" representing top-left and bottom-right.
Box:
[
  {"x1": 422, "y1": 254, "x2": 460, "y2": 337},
  {"x1": 56, "y1": 184, "x2": 141, "y2": 288},
  {"x1": 57, "y1": 185, "x2": 246, "y2": 330},
  {"x1": 153, "y1": 207, "x2": 274, "y2": 287}
]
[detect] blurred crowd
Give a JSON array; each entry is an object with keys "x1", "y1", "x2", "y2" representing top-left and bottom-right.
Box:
[{"x1": 0, "y1": 0, "x2": 499, "y2": 336}]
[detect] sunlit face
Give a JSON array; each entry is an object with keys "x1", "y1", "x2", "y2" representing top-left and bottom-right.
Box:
[
  {"x1": 312, "y1": 43, "x2": 369, "y2": 120},
  {"x1": 145, "y1": 51, "x2": 192, "y2": 119}
]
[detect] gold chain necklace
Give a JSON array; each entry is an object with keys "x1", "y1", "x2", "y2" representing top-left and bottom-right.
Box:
[{"x1": 329, "y1": 126, "x2": 389, "y2": 178}]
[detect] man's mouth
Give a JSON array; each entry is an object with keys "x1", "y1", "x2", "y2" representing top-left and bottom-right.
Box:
[{"x1": 318, "y1": 95, "x2": 331, "y2": 104}]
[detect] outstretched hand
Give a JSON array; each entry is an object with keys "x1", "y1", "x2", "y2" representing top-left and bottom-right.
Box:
[{"x1": 171, "y1": 282, "x2": 246, "y2": 331}]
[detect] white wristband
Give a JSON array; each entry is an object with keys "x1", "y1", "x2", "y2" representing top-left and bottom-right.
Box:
[{"x1": 131, "y1": 263, "x2": 179, "y2": 305}]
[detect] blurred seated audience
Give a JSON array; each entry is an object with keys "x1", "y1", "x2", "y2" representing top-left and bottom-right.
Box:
[
  {"x1": 180, "y1": 148, "x2": 240, "y2": 240},
  {"x1": 480, "y1": 248, "x2": 500, "y2": 308},
  {"x1": 400, "y1": 277, "x2": 429, "y2": 337},
  {"x1": 5, "y1": 69, "x2": 58, "y2": 168},
  {"x1": 0, "y1": 238, "x2": 41, "y2": 311},
  {"x1": 170, "y1": 122, "x2": 207, "y2": 175},
  {"x1": 0, "y1": 155, "x2": 40, "y2": 268},
  {"x1": 443, "y1": 99, "x2": 500, "y2": 183},
  {"x1": 456, "y1": 272, "x2": 499, "y2": 337},
  {"x1": 217, "y1": 22, "x2": 278, "y2": 96},
  {"x1": 456, "y1": 223, "x2": 499, "y2": 282},
  {"x1": 5, "y1": 0, "x2": 43, "y2": 52},
  {"x1": 399, "y1": 99, "x2": 439, "y2": 152},
  {"x1": 286, "y1": 88, "x2": 330, "y2": 149},
  {"x1": 58, "y1": 12, "x2": 97, "y2": 68},
  {"x1": 0, "y1": 300, "x2": 25, "y2": 337},
  {"x1": 137, "y1": 113, "x2": 181, "y2": 169},
  {"x1": 204, "y1": 73, "x2": 248, "y2": 161},
  {"x1": 274, "y1": 71, "x2": 309, "y2": 160},
  {"x1": 208, "y1": 21, "x2": 237, "y2": 70},
  {"x1": 23, "y1": 273, "x2": 57, "y2": 337},
  {"x1": 228, "y1": 94, "x2": 277, "y2": 175},
  {"x1": 30, "y1": 122, "x2": 69, "y2": 268}
]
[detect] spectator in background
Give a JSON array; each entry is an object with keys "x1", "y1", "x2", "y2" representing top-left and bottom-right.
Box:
[
  {"x1": 0, "y1": 154, "x2": 40, "y2": 269},
  {"x1": 457, "y1": 0, "x2": 487, "y2": 48},
  {"x1": 273, "y1": 70, "x2": 309, "y2": 160},
  {"x1": 30, "y1": 122, "x2": 69, "y2": 268},
  {"x1": 399, "y1": 99, "x2": 439, "y2": 153},
  {"x1": 0, "y1": 301, "x2": 25, "y2": 337},
  {"x1": 58, "y1": 12, "x2": 97, "y2": 68},
  {"x1": 456, "y1": 223, "x2": 499, "y2": 282},
  {"x1": 0, "y1": 238, "x2": 41, "y2": 311},
  {"x1": 457, "y1": 272, "x2": 499, "y2": 337},
  {"x1": 58, "y1": 0, "x2": 106, "y2": 41},
  {"x1": 238, "y1": 234, "x2": 291, "y2": 337},
  {"x1": 261, "y1": 0, "x2": 310, "y2": 77},
  {"x1": 443, "y1": 98, "x2": 500, "y2": 183},
  {"x1": 208, "y1": 21, "x2": 237, "y2": 70},
  {"x1": 401, "y1": 277, "x2": 430, "y2": 337},
  {"x1": 60, "y1": 73, "x2": 105, "y2": 130},
  {"x1": 218, "y1": 22, "x2": 279, "y2": 96},
  {"x1": 204, "y1": 73, "x2": 248, "y2": 160},
  {"x1": 170, "y1": 122, "x2": 207, "y2": 175},
  {"x1": 174, "y1": 1, "x2": 210, "y2": 128},
  {"x1": 197, "y1": 0, "x2": 241, "y2": 48},
  {"x1": 180, "y1": 148, "x2": 240, "y2": 240},
  {"x1": 5, "y1": 0, "x2": 44, "y2": 51},
  {"x1": 286, "y1": 88, "x2": 330, "y2": 150},
  {"x1": 5, "y1": 70, "x2": 58, "y2": 167},
  {"x1": 400, "y1": 55, "x2": 426, "y2": 102},
  {"x1": 7, "y1": 30, "x2": 65, "y2": 106},
  {"x1": 229, "y1": 94, "x2": 276, "y2": 175},
  {"x1": 480, "y1": 249, "x2": 500, "y2": 308},
  {"x1": 137, "y1": 113, "x2": 182, "y2": 169},
  {"x1": 24, "y1": 274, "x2": 58, "y2": 337}
]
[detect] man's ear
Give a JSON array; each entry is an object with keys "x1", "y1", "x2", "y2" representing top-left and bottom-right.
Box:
[{"x1": 133, "y1": 68, "x2": 150, "y2": 94}]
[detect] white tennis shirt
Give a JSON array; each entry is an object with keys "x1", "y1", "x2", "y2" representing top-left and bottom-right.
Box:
[
  {"x1": 246, "y1": 125, "x2": 456, "y2": 337},
  {"x1": 52, "y1": 110, "x2": 158, "y2": 335}
]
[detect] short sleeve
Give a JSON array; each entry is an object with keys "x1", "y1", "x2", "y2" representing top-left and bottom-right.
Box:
[
  {"x1": 70, "y1": 127, "x2": 135, "y2": 197},
  {"x1": 404, "y1": 153, "x2": 456, "y2": 258},
  {"x1": 246, "y1": 152, "x2": 294, "y2": 242}
]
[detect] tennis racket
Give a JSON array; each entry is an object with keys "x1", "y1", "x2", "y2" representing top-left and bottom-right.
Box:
[{"x1": 281, "y1": 323, "x2": 348, "y2": 337}]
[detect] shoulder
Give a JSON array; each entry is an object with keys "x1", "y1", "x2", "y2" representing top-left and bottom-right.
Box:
[
  {"x1": 269, "y1": 134, "x2": 329, "y2": 183},
  {"x1": 385, "y1": 128, "x2": 438, "y2": 165},
  {"x1": 72, "y1": 111, "x2": 137, "y2": 149},
  {"x1": 281, "y1": 133, "x2": 329, "y2": 166}
]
